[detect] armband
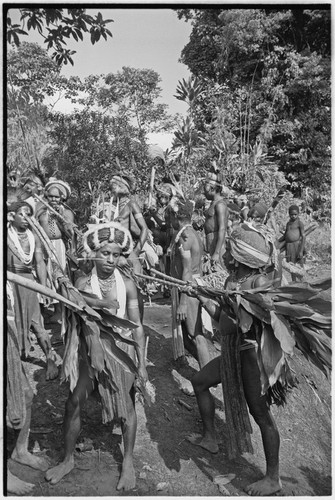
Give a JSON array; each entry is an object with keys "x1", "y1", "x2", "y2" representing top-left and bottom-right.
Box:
[
  {"x1": 35, "y1": 249, "x2": 43, "y2": 253},
  {"x1": 134, "y1": 213, "x2": 143, "y2": 220},
  {"x1": 127, "y1": 298, "x2": 139, "y2": 309},
  {"x1": 179, "y1": 247, "x2": 191, "y2": 258}
]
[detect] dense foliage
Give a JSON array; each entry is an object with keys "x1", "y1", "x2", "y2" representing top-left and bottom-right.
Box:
[{"x1": 172, "y1": 8, "x2": 331, "y2": 220}]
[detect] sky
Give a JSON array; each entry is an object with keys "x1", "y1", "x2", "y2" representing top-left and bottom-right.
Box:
[{"x1": 8, "y1": 6, "x2": 193, "y2": 148}]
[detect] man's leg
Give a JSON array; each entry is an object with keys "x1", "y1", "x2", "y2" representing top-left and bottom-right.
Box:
[
  {"x1": 31, "y1": 320, "x2": 58, "y2": 380},
  {"x1": 187, "y1": 356, "x2": 221, "y2": 453},
  {"x1": 45, "y1": 360, "x2": 96, "y2": 484},
  {"x1": 186, "y1": 298, "x2": 210, "y2": 369},
  {"x1": 117, "y1": 380, "x2": 137, "y2": 491},
  {"x1": 241, "y1": 348, "x2": 282, "y2": 495},
  {"x1": 11, "y1": 385, "x2": 50, "y2": 471}
]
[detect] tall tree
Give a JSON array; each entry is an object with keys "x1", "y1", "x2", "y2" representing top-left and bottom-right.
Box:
[
  {"x1": 6, "y1": 7, "x2": 113, "y2": 65},
  {"x1": 176, "y1": 8, "x2": 331, "y2": 216}
]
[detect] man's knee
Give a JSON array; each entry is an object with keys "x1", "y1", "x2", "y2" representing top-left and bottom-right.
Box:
[
  {"x1": 24, "y1": 386, "x2": 34, "y2": 406},
  {"x1": 191, "y1": 371, "x2": 206, "y2": 394},
  {"x1": 248, "y1": 399, "x2": 273, "y2": 428},
  {"x1": 65, "y1": 392, "x2": 81, "y2": 418}
]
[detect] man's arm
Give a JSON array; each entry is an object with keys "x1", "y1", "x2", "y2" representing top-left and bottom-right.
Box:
[
  {"x1": 125, "y1": 279, "x2": 148, "y2": 382},
  {"x1": 34, "y1": 234, "x2": 47, "y2": 287},
  {"x1": 131, "y1": 200, "x2": 148, "y2": 254},
  {"x1": 177, "y1": 233, "x2": 194, "y2": 321},
  {"x1": 212, "y1": 201, "x2": 228, "y2": 260},
  {"x1": 75, "y1": 276, "x2": 120, "y2": 311}
]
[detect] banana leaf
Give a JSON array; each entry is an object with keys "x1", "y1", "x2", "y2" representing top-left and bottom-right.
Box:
[
  {"x1": 99, "y1": 309, "x2": 138, "y2": 331},
  {"x1": 81, "y1": 319, "x2": 106, "y2": 372},
  {"x1": 260, "y1": 323, "x2": 286, "y2": 388},
  {"x1": 270, "y1": 311, "x2": 295, "y2": 355},
  {"x1": 99, "y1": 324, "x2": 139, "y2": 347},
  {"x1": 100, "y1": 335, "x2": 138, "y2": 376},
  {"x1": 217, "y1": 277, "x2": 332, "y2": 392}
]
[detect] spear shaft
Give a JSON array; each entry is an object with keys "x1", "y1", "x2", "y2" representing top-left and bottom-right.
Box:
[{"x1": 34, "y1": 193, "x2": 82, "y2": 237}]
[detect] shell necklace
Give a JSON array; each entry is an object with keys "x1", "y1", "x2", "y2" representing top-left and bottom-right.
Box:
[{"x1": 8, "y1": 226, "x2": 35, "y2": 265}]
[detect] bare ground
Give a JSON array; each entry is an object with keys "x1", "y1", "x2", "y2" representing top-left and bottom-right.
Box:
[{"x1": 6, "y1": 262, "x2": 332, "y2": 496}]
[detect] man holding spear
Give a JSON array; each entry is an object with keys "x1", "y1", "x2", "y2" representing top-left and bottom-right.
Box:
[
  {"x1": 7, "y1": 201, "x2": 58, "y2": 380},
  {"x1": 36, "y1": 178, "x2": 75, "y2": 275}
]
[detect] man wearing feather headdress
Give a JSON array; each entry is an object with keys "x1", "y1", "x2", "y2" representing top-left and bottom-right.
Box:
[
  {"x1": 186, "y1": 223, "x2": 285, "y2": 496},
  {"x1": 45, "y1": 222, "x2": 148, "y2": 492}
]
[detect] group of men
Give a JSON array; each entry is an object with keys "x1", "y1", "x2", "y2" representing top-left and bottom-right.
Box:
[{"x1": 6, "y1": 163, "x2": 308, "y2": 496}]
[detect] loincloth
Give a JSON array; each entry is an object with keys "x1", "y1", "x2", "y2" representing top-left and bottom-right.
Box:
[
  {"x1": 11, "y1": 272, "x2": 43, "y2": 356},
  {"x1": 286, "y1": 240, "x2": 302, "y2": 264},
  {"x1": 79, "y1": 330, "x2": 136, "y2": 424},
  {"x1": 171, "y1": 274, "x2": 213, "y2": 339},
  {"x1": 7, "y1": 292, "x2": 30, "y2": 429}
]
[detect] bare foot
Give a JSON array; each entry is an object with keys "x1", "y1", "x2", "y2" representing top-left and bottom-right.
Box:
[
  {"x1": 186, "y1": 433, "x2": 219, "y2": 454},
  {"x1": 46, "y1": 358, "x2": 59, "y2": 380},
  {"x1": 245, "y1": 476, "x2": 282, "y2": 496},
  {"x1": 7, "y1": 470, "x2": 35, "y2": 495},
  {"x1": 45, "y1": 457, "x2": 75, "y2": 484},
  {"x1": 116, "y1": 457, "x2": 136, "y2": 491},
  {"x1": 11, "y1": 449, "x2": 50, "y2": 471}
]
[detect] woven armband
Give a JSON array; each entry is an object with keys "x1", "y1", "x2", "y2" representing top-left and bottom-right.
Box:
[
  {"x1": 134, "y1": 213, "x2": 143, "y2": 220},
  {"x1": 127, "y1": 298, "x2": 139, "y2": 309}
]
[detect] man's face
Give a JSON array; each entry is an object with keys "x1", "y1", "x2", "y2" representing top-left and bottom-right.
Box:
[
  {"x1": 203, "y1": 181, "x2": 214, "y2": 200},
  {"x1": 289, "y1": 209, "x2": 298, "y2": 222},
  {"x1": 110, "y1": 178, "x2": 129, "y2": 197},
  {"x1": 47, "y1": 187, "x2": 61, "y2": 209},
  {"x1": 158, "y1": 194, "x2": 169, "y2": 207},
  {"x1": 12, "y1": 206, "x2": 32, "y2": 231},
  {"x1": 22, "y1": 177, "x2": 43, "y2": 197},
  {"x1": 95, "y1": 243, "x2": 121, "y2": 277}
]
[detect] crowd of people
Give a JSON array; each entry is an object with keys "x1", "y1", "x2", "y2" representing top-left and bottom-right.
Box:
[{"x1": 6, "y1": 162, "x2": 315, "y2": 496}]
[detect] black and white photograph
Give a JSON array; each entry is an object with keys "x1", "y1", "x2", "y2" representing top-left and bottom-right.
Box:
[{"x1": 4, "y1": 3, "x2": 331, "y2": 496}]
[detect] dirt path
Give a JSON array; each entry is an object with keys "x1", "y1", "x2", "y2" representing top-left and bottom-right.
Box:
[{"x1": 7, "y1": 269, "x2": 331, "y2": 496}]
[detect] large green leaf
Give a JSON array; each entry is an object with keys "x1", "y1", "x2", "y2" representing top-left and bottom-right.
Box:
[
  {"x1": 239, "y1": 297, "x2": 271, "y2": 324},
  {"x1": 260, "y1": 323, "x2": 286, "y2": 387},
  {"x1": 270, "y1": 311, "x2": 295, "y2": 355}
]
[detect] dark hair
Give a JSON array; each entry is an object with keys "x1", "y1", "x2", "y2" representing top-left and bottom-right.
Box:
[
  {"x1": 289, "y1": 204, "x2": 299, "y2": 213},
  {"x1": 7, "y1": 201, "x2": 33, "y2": 215}
]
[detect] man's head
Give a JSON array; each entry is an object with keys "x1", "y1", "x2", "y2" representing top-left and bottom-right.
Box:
[
  {"x1": 169, "y1": 199, "x2": 194, "y2": 230},
  {"x1": 156, "y1": 184, "x2": 173, "y2": 207},
  {"x1": 21, "y1": 175, "x2": 44, "y2": 197},
  {"x1": 248, "y1": 202, "x2": 268, "y2": 224},
  {"x1": 203, "y1": 166, "x2": 224, "y2": 199},
  {"x1": 225, "y1": 223, "x2": 274, "y2": 271},
  {"x1": 109, "y1": 174, "x2": 133, "y2": 197},
  {"x1": 288, "y1": 204, "x2": 299, "y2": 221},
  {"x1": 82, "y1": 222, "x2": 133, "y2": 276},
  {"x1": 45, "y1": 179, "x2": 71, "y2": 208},
  {"x1": 7, "y1": 201, "x2": 33, "y2": 231}
]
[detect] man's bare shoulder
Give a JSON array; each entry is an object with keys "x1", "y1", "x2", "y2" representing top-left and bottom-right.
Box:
[{"x1": 75, "y1": 274, "x2": 90, "y2": 290}]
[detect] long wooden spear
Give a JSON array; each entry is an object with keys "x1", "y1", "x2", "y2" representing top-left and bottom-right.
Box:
[
  {"x1": 7, "y1": 271, "x2": 95, "y2": 314},
  {"x1": 34, "y1": 193, "x2": 82, "y2": 237}
]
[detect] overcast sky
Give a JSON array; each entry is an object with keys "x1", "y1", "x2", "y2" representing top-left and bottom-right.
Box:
[
  {"x1": 8, "y1": 6, "x2": 194, "y2": 148},
  {"x1": 9, "y1": 7, "x2": 192, "y2": 115}
]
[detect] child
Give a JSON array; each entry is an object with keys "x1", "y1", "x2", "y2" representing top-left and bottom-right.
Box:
[{"x1": 279, "y1": 204, "x2": 305, "y2": 281}]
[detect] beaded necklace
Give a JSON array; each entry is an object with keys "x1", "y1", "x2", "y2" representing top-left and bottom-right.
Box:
[
  {"x1": 97, "y1": 274, "x2": 116, "y2": 296},
  {"x1": 228, "y1": 269, "x2": 258, "y2": 291},
  {"x1": 8, "y1": 225, "x2": 35, "y2": 265}
]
